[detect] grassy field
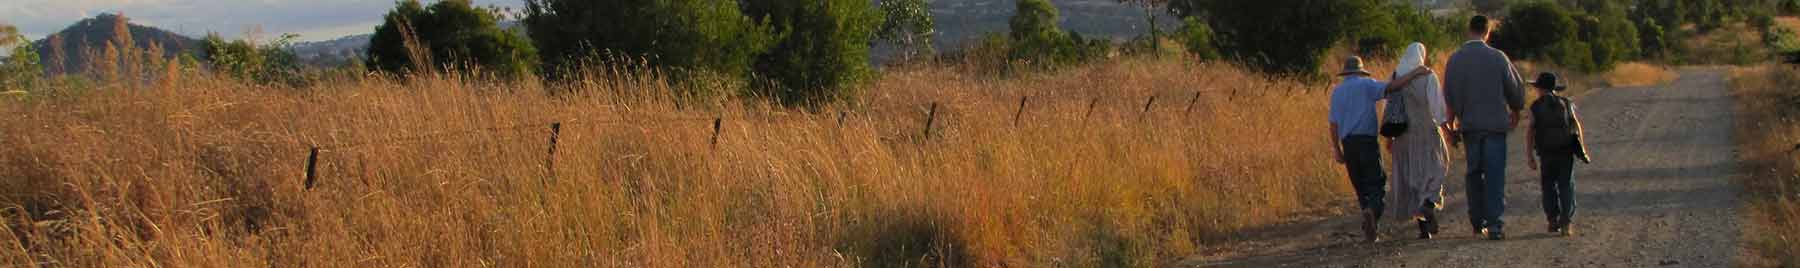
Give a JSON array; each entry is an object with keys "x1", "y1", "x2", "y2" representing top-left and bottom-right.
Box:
[
  {"x1": 0, "y1": 57, "x2": 1380, "y2": 267},
  {"x1": 1729, "y1": 64, "x2": 1800, "y2": 266}
]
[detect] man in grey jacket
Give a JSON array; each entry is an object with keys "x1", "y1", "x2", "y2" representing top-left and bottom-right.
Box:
[{"x1": 1443, "y1": 15, "x2": 1526, "y2": 241}]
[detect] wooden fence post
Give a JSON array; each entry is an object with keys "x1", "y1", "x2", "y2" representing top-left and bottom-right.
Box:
[
  {"x1": 303, "y1": 147, "x2": 319, "y2": 190},
  {"x1": 546, "y1": 122, "x2": 561, "y2": 174},
  {"x1": 1140, "y1": 95, "x2": 1157, "y2": 121},
  {"x1": 1184, "y1": 91, "x2": 1202, "y2": 118},
  {"x1": 1084, "y1": 97, "x2": 1100, "y2": 120},
  {"x1": 923, "y1": 103, "x2": 939, "y2": 139},
  {"x1": 1013, "y1": 96, "x2": 1029, "y2": 127},
  {"x1": 711, "y1": 117, "x2": 723, "y2": 148}
]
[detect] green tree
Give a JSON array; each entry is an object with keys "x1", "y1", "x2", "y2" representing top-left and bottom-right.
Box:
[
  {"x1": 1351, "y1": 1, "x2": 1456, "y2": 57},
  {"x1": 1, "y1": 24, "x2": 43, "y2": 91},
  {"x1": 1491, "y1": 1, "x2": 1577, "y2": 60},
  {"x1": 1473, "y1": 0, "x2": 1510, "y2": 15},
  {"x1": 1572, "y1": 13, "x2": 1638, "y2": 72},
  {"x1": 877, "y1": 0, "x2": 935, "y2": 61},
  {"x1": 199, "y1": 33, "x2": 303, "y2": 86},
  {"x1": 1170, "y1": 0, "x2": 1375, "y2": 74},
  {"x1": 367, "y1": 0, "x2": 537, "y2": 78},
  {"x1": 522, "y1": 0, "x2": 772, "y2": 81},
  {"x1": 741, "y1": 0, "x2": 884, "y2": 105},
  {"x1": 1118, "y1": 0, "x2": 1171, "y2": 56},
  {"x1": 1009, "y1": 0, "x2": 1071, "y2": 64},
  {"x1": 1177, "y1": 17, "x2": 1220, "y2": 60}
]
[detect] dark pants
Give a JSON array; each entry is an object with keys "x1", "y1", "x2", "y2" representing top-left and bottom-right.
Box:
[
  {"x1": 1463, "y1": 131, "x2": 1508, "y2": 232},
  {"x1": 1539, "y1": 152, "x2": 1576, "y2": 225},
  {"x1": 1341, "y1": 135, "x2": 1387, "y2": 216}
]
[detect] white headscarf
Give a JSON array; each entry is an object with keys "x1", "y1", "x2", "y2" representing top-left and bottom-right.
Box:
[
  {"x1": 1394, "y1": 42, "x2": 1447, "y2": 124},
  {"x1": 1397, "y1": 42, "x2": 1427, "y2": 77}
]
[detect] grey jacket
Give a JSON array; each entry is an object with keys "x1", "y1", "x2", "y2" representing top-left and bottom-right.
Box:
[{"x1": 1443, "y1": 40, "x2": 1526, "y2": 133}]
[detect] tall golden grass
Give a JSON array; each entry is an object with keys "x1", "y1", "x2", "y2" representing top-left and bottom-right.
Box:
[
  {"x1": 0, "y1": 57, "x2": 1362, "y2": 267},
  {"x1": 1728, "y1": 64, "x2": 1800, "y2": 266}
]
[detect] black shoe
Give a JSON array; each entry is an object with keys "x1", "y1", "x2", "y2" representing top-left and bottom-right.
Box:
[
  {"x1": 1486, "y1": 230, "x2": 1507, "y2": 240},
  {"x1": 1417, "y1": 220, "x2": 1435, "y2": 239},
  {"x1": 1548, "y1": 217, "x2": 1563, "y2": 233},
  {"x1": 1420, "y1": 203, "x2": 1439, "y2": 236},
  {"x1": 1362, "y1": 211, "x2": 1380, "y2": 243}
]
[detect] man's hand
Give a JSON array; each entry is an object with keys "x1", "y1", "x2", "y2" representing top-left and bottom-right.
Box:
[
  {"x1": 1527, "y1": 156, "x2": 1538, "y2": 171},
  {"x1": 1333, "y1": 150, "x2": 1345, "y2": 164}
]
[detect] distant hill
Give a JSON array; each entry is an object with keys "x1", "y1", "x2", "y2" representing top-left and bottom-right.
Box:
[
  {"x1": 291, "y1": 34, "x2": 370, "y2": 67},
  {"x1": 31, "y1": 13, "x2": 199, "y2": 75},
  {"x1": 930, "y1": 0, "x2": 1175, "y2": 50}
]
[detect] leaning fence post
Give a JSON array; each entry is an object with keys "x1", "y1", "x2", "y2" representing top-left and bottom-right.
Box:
[
  {"x1": 303, "y1": 147, "x2": 320, "y2": 190},
  {"x1": 1184, "y1": 91, "x2": 1202, "y2": 118},
  {"x1": 922, "y1": 103, "x2": 939, "y2": 139},
  {"x1": 1084, "y1": 97, "x2": 1100, "y2": 120},
  {"x1": 711, "y1": 117, "x2": 723, "y2": 148},
  {"x1": 546, "y1": 122, "x2": 561, "y2": 174},
  {"x1": 1013, "y1": 96, "x2": 1029, "y2": 127},
  {"x1": 1140, "y1": 95, "x2": 1157, "y2": 121}
]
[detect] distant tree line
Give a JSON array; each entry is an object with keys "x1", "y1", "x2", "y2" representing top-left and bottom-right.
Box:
[{"x1": 7, "y1": 0, "x2": 1798, "y2": 101}]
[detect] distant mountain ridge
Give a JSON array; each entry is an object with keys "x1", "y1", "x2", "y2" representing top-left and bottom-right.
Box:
[{"x1": 31, "y1": 13, "x2": 199, "y2": 75}]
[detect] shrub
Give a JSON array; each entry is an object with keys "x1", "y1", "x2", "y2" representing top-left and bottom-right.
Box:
[
  {"x1": 0, "y1": 25, "x2": 41, "y2": 91},
  {"x1": 1176, "y1": 17, "x2": 1220, "y2": 60},
  {"x1": 1637, "y1": 19, "x2": 1671, "y2": 59},
  {"x1": 876, "y1": 0, "x2": 935, "y2": 61},
  {"x1": 366, "y1": 0, "x2": 537, "y2": 78},
  {"x1": 1351, "y1": 2, "x2": 1457, "y2": 58},
  {"x1": 1492, "y1": 1, "x2": 1578, "y2": 60},
  {"x1": 1170, "y1": 0, "x2": 1374, "y2": 75},
  {"x1": 1004, "y1": 0, "x2": 1111, "y2": 68},
  {"x1": 1572, "y1": 13, "x2": 1639, "y2": 72},
  {"x1": 198, "y1": 33, "x2": 304, "y2": 86},
  {"x1": 741, "y1": 0, "x2": 884, "y2": 105},
  {"x1": 522, "y1": 0, "x2": 773, "y2": 81}
]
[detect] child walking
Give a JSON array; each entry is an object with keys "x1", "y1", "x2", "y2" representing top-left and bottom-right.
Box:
[{"x1": 1524, "y1": 72, "x2": 1591, "y2": 237}]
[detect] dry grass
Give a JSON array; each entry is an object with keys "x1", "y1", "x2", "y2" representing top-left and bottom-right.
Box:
[
  {"x1": 1727, "y1": 64, "x2": 1800, "y2": 266},
  {"x1": 0, "y1": 58, "x2": 1351, "y2": 267},
  {"x1": 1601, "y1": 62, "x2": 1679, "y2": 88}
]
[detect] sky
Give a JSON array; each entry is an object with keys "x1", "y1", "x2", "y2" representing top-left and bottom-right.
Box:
[{"x1": 1, "y1": 0, "x2": 523, "y2": 42}]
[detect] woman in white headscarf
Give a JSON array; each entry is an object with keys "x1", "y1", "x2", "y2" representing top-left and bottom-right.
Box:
[{"x1": 1388, "y1": 42, "x2": 1451, "y2": 239}]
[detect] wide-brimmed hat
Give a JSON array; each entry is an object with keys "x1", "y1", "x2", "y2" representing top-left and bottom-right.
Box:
[
  {"x1": 1338, "y1": 56, "x2": 1371, "y2": 76},
  {"x1": 1529, "y1": 72, "x2": 1567, "y2": 91}
]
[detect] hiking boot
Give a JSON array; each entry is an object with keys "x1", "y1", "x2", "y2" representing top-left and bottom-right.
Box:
[
  {"x1": 1559, "y1": 222, "x2": 1575, "y2": 237},
  {"x1": 1486, "y1": 230, "x2": 1506, "y2": 240}
]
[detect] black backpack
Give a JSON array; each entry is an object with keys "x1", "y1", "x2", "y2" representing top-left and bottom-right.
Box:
[{"x1": 1531, "y1": 95, "x2": 1578, "y2": 152}]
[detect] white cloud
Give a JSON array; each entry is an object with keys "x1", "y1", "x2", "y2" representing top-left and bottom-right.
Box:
[{"x1": 0, "y1": 0, "x2": 521, "y2": 41}]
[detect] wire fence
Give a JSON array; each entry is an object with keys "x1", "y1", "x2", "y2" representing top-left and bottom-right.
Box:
[{"x1": 300, "y1": 90, "x2": 1232, "y2": 190}]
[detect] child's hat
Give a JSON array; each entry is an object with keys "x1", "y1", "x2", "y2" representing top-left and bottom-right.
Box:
[{"x1": 1529, "y1": 72, "x2": 1567, "y2": 91}]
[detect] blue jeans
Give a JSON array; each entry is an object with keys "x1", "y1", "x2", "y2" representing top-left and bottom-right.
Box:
[
  {"x1": 1463, "y1": 131, "x2": 1508, "y2": 232},
  {"x1": 1539, "y1": 152, "x2": 1576, "y2": 225}
]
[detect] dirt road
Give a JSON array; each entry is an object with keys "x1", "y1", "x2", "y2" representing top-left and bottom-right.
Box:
[{"x1": 1186, "y1": 68, "x2": 1745, "y2": 267}]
